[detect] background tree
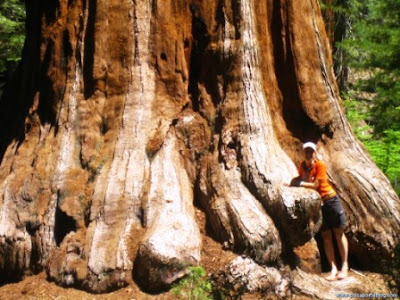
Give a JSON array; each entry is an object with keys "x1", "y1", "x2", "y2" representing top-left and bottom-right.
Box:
[
  {"x1": 0, "y1": 0, "x2": 399, "y2": 295},
  {"x1": 341, "y1": 0, "x2": 400, "y2": 134},
  {"x1": 320, "y1": 0, "x2": 351, "y2": 90},
  {"x1": 0, "y1": 0, "x2": 25, "y2": 97}
]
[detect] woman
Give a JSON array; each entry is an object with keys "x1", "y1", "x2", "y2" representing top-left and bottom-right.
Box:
[{"x1": 291, "y1": 142, "x2": 349, "y2": 281}]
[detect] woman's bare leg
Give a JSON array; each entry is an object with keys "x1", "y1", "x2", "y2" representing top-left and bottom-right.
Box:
[
  {"x1": 333, "y1": 227, "x2": 349, "y2": 279},
  {"x1": 321, "y1": 229, "x2": 338, "y2": 280}
]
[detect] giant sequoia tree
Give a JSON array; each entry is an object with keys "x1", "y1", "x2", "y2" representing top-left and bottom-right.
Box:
[{"x1": 0, "y1": 0, "x2": 399, "y2": 295}]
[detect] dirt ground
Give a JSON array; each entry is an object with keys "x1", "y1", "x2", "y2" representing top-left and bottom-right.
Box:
[
  {"x1": 0, "y1": 271, "x2": 168, "y2": 300},
  {"x1": 0, "y1": 208, "x2": 396, "y2": 300}
]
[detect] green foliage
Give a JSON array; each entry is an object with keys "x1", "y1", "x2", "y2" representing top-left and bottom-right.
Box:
[
  {"x1": 322, "y1": 0, "x2": 400, "y2": 196},
  {"x1": 343, "y1": 97, "x2": 400, "y2": 195},
  {"x1": 330, "y1": 0, "x2": 400, "y2": 136},
  {"x1": 171, "y1": 266, "x2": 220, "y2": 300},
  {"x1": 363, "y1": 130, "x2": 400, "y2": 195},
  {"x1": 336, "y1": 0, "x2": 400, "y2": 70},
  {"x1": 0, "y1": 0, "x2": 25, "y2": 74},
  {"x1": 372, "y1": 81, "x2": 400, "y2": 134},
  {"x1": 342, "y1": 94, "x2": 371, "y2": 136}
]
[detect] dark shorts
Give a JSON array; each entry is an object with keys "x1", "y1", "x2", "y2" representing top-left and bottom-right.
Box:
[{"x1": 321, "y1": 195, "x2": 347, "y2": 231}]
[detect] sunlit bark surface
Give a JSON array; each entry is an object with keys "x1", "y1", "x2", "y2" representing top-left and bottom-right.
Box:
[{"x1": 0, "y1": 0, "x2": 399, "y2": 294}]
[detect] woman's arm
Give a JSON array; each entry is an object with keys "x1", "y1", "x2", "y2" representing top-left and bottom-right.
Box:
[{"x1": 300, "y1": 179, "x2": 320, "y2": 190}]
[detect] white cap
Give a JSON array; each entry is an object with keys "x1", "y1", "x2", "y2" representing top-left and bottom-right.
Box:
[{"x1": 303, "y1": 142, "x2": 317, "y2": 151}]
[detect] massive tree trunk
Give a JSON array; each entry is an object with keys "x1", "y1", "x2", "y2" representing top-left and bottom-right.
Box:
[{"x1": 0, "y1": 0, "x2": 399, "y2": 295}]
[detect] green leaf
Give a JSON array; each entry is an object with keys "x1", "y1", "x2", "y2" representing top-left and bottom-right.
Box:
[{"x1": 169, "y1": 266, "x2": 215, "y2": 300}]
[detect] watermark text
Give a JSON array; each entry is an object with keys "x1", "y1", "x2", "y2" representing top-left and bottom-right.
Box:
[{"x1": 336, "y1": 293, "x2": 399, "y2": 298}]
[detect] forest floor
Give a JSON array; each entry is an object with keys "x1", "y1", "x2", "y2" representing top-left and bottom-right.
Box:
[
  {"x1": 0, "y1": 268, "x2": 394, "y2": 300},
  {"x1": 0, "y1": 207, "x2": 397, "y2": 300}
]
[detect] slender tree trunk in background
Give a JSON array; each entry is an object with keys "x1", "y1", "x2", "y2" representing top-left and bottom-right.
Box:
[
  {"x1": 320, "y1": 0, "x2": 350, "y2": 90},
  {"x1": 0, "y1": 0, "x2": 399, "y2": 294}
]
